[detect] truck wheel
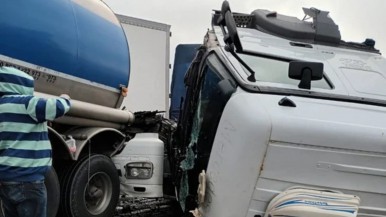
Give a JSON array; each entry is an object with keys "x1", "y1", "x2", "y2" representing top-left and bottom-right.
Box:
[
  {"x1": 64, "y1": 154, "x2": 120, "y2": 217},
  {"x1": 45, "y1": 167, "x2": 60, "y2": 217}
]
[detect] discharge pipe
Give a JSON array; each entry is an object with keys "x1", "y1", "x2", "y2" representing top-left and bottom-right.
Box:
[{"x1": 35, "y1": 92, "x2": 135, "y2": 128}]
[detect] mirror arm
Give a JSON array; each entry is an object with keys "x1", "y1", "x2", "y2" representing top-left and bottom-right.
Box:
[
  {"x1": 298, "y1": 68, "x2": 312, "y2": 89},
  {"x1": 228, "y1": 49, "x2": 256, "y2": 82}
]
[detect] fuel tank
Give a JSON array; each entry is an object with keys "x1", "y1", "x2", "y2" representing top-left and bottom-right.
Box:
[{"x1": 0, "y1": 0, "x2": 130, "y2": 108}]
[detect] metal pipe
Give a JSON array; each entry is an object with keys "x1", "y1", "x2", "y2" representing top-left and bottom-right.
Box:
[
  {"x1": 35, "y1": 92, "x2": 135, "y2": 125},
  {"x1": 54, "y1": 116, "x2": 124, "y2": 129}
]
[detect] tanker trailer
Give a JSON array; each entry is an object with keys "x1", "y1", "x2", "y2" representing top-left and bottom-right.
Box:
[{"x1": 0, "y1": 1, "x2": 145, "y2": 217}]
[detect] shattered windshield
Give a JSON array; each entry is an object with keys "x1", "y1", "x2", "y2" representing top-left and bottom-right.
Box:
[{"x1": 238, "y1": 53, "x2": 332, "y2": 89}]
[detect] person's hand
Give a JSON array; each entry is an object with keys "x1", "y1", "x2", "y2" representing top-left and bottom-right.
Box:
[{"x1": 60, "y1": 94, "x2": 71, "y2": 100}]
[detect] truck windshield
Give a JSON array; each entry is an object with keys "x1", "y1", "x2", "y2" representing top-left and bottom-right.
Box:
[{"x1": 238, "y1": 53, "x2": 332, "y2": 89}]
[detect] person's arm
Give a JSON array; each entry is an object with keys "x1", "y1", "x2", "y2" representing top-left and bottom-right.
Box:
[{"x1": 26, "y1": 94, "x2": 71, "y2": 123}]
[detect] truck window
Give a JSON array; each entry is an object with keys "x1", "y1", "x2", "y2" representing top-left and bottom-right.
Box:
[
  {"x1": 177, "y1": 53, "x2": 236, "y2": 209},
  {"x1": 239, "y1": 53, "x2": 332, "y2": 89},
  {"x1": 191, "y1": 54, "x2": 236, "y2": 171}
]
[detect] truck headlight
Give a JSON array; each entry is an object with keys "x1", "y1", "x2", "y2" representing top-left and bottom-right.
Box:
[{"x1": 124, "y1": 162, "x2": 153, "y2": 179}]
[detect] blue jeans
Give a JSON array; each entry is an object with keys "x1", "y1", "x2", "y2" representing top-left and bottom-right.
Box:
[{"x1": 0, "y1": 181, "x2": 47, "y2": 217}]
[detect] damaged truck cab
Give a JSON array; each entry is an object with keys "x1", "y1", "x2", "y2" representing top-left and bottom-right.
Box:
[
  {"x1": 170, "y1": 2, "x2": 386, "y2": 217},
  {"x1": 1, "y1": 0, "x2": 385, "y2": 216}
]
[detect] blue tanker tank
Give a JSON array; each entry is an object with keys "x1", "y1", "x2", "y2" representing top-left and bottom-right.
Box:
[{"x1": 0, "y1": 0, "x2": 130, "y2": 108}]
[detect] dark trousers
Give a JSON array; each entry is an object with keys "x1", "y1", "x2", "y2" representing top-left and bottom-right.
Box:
[{"x1": 0, "y1": 181, "x2": 47, "y2": 217}]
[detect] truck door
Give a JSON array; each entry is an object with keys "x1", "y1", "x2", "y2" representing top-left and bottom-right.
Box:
[{"x1": 173, "y1": 51, "x2": 237, "y2": 210}]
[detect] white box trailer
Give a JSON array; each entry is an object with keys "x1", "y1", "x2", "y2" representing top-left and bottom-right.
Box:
[{"x1": 116, "y1": 15, "x2": 171, "y2": 116}]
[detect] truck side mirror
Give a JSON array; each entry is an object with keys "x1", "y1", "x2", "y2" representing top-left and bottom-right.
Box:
[{"x1": 289, "y1": 61, "x2": 324, "y2": 89}]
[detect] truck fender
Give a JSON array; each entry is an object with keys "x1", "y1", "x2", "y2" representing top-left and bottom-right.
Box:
[{"x1": 62, "y1": 127, "x2": 125, "y2": 160}]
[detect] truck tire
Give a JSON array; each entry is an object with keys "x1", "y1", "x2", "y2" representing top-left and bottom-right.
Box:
[
  {"x1": 45, "y1": 167, "x2": 60, "y2": 217},
  {"x1": 61, "y1": 154, "x2": 120, "y2": 217}
]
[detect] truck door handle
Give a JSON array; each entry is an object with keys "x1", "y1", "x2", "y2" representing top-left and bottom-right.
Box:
[{"x1": 278, "y1": 97, "x2": 296, "y2": 107}]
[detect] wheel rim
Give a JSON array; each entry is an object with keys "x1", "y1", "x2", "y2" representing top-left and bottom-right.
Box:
[{"x1": 84, "y1": 172, "x2": 113, "y2": 215}]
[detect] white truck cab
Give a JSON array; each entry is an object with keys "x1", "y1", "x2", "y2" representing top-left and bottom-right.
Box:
[{"x1": 169, "y1": 2, "x2": 386, "y2": 217}]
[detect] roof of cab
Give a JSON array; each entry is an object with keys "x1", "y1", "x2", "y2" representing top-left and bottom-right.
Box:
[
  {"x1": 211, "y1": 3, "x2": 386, "y2": 104},
  {"x1": 212, "y1": 7, "x2": 379, "y2": 54}
]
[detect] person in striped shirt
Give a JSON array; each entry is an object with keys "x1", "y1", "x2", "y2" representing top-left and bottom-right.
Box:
[{"x1": 0, "y1": 66, "x2": 71, "y2": 217}]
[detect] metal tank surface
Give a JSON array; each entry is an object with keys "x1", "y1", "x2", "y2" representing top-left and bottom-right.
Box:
[{"x1": 0, "y1": 0, "x2": 130, "y2": 108}]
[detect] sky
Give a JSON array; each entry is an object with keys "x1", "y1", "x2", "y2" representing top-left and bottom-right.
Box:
[{"x1": 103, "y1": 0, "x2": 386, "y2": 59}]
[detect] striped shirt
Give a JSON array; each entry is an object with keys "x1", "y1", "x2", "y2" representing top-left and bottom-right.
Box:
[{"x1": 0, "y1": 67, "x2": 70, "y2": 182}]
